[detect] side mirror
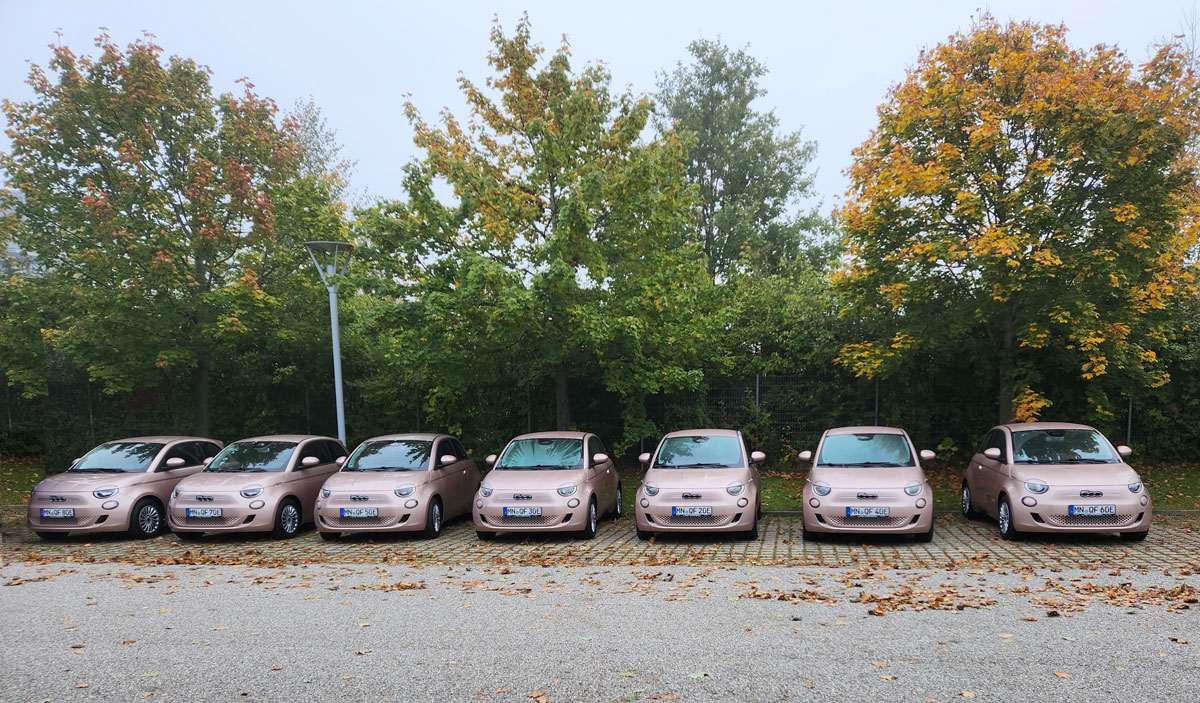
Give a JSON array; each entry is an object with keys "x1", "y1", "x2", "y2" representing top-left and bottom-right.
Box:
[
  {"x1": 919, "y1": 449, "x2": 936, "y2": 462},
  {"x1": 798, "y1": 450, "x2": 812, "y2": 462},
  {"x1": 202, "y1": 457, "x2": 214, "y2": 466},
  {"x1": 750, "y1": 451, "x2": 766, "y2": 464},
  {"x1": 1117, "y1": 445, "x2": 1132, "y2": 458},
  {"x1": 592, "y1": 453, "x2": 609, "y2": 466},
  {"x1": 485, "y1": 454, "x2": 498, "y2": 466},
  {"x1": 335, "y1": 456, "x2": 347, "y2": 466},
  {"x1": 637, "y1": 452, "x2": 651, "y2": 465},
  {"x1": 983, "y1": 447, "x2": 1002, "y2": 460},
  {"x1": 440, "y1": 454, "x2": 457, "y2": 467},
  {"x1": 165, "y1": 457, "x2": 187, "y2": 469},
  {"x1": 301, "y1": 456, "x2": 321, "y2": 467}
]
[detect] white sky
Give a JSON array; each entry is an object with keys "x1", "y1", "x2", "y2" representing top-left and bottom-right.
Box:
[{"x1": 1, "y1": 0, "x2": 1194, "y2": 215}]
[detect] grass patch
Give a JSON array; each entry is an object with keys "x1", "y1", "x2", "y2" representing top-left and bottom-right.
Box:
[{"x1": 0, "y1": 457, "x2": 43, "y2": 505}]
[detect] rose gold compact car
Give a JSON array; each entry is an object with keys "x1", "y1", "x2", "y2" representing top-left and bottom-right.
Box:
[
  {"x1": 798, "y1": 426, "x2": 936, "y2": 542},
  {"x1": 27, "y1": 437, "x2": 223, "y2": 540},
  {"x1": 634, "y1": 429, "x2": 764, "y2": 541},
  {"x1": 961, "y1": 422, "x2": 1151, "y2": 541},
  {"x1": 168, "y1": 435, "x2": 346, "y2": 539},
  {"x1": 473, "y1": 432, "x2": 620, "y2": 540},
  {"x1": 315, "y1": 434, "x2": 481, "y2": 540}
]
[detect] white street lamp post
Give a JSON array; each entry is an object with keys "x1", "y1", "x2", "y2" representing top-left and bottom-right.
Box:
[{"x1": 304, "y1": 241, "x2": 354, "y2": 445}]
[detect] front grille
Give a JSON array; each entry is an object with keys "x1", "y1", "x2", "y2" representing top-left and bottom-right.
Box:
[
  {"x1": 485, "y1": 513, "x2": 560, "y2": 526},
  {"x1": 1044, "y1": 513, "x2": 1136, "y2": 527},
  {"x1": 653, "y1": 513, "x2": 734, "y2": 527},
  {"x1": 30, "y1": 515, "x2": 87, "y2": 527},
  {"x1": 180, "y1": 515, "x2": 242, "y2": 527},
  {"x1": 325, "y1": 514, "x2": 403, "y2": 528},
  {"x1": 824, "y1": 514, "x2": 910, "y2": 528}
]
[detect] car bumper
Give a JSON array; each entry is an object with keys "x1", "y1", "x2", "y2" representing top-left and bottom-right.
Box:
[
  {"x1": 167, "y1": 496, "x2": 276, "y2": 533},
  {"x1": 635, "y1": 490, "x2": 757, "y2": 533},
  {"x1": 27, "y1": 495, "x2": 130, "y2": 533},
  {"x1": 1010, "y1": 494, "x2": 1152, "y2": 533},
  {"x1": 802, "y1": 489, "x2": 932, "y2": 534},
  {"x1": 473, "y1": 493, "x2": 589, "y2": 533},
  {"x1": 315, "y1": 496, "x2": 422, "y2": 533}
]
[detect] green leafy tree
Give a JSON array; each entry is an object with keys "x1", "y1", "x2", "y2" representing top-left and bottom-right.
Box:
[
  {"x1": 836, "y1": 17, "x2": 1200, "y2": 424},
  {"x1": 656, "y1": 39, "x2": 824, "y2": 280},
  {"x1": 0, "y1": 34, "x2": 346, "y2": 434}
]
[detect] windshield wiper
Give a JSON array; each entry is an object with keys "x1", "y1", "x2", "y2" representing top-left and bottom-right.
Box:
[
  {"x1": 849, "y1": 461, "x2": 910, "y2": 467},
  {"x1": 347, "y1": 467, "x2": 414, "y2": 472},
  {"x1": 505, "y1": 464, "x2": 574, "y2": 470},
  {"x1": 69, "y1": 468, "x2": 126, "y2": 473},
  {"x1": 663, "y1": 462, "x2": 730, "y2": 469}
]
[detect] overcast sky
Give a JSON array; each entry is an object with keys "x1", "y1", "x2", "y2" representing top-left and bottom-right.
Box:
[{"x1": 2, "y1": 0, "x2": 1194, "y2": 215}]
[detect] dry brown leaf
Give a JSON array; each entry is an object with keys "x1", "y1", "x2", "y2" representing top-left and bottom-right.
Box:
[
  {"x1": 1054, "y1": 672, "x2": 1071, "y2": 679},
  {"x1": 871, "y1": 661, "x2": 889, "y2": 668},
  {"x1": 76, "y1": 684, "x2": 90, "y2": 689}
]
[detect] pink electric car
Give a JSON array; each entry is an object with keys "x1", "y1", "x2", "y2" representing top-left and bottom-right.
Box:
[
  {"x1": 473, "y1": 432, "x2": 620, "y2": 540},
  {"x1": 168, "y1": 435, "x2": 347, "y2": 539},
  {"x1": 799, "y1": 426, "x2": 936, "y2": 542},
  {"x1": 634, "y1": 429, "x2": 764, "y2": 540},
  {"x1": 315, "y1": 433, "x2": 481, "y2": 540},
  {"x1": 962, "y1": 422, "x2": 1151, "y2": 540},
  {"x1": 27, "y1": 436, "x2": 223, "y2": 539}
]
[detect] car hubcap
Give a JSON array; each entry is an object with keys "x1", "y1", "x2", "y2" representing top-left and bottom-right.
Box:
[
  {"x1": 616, "y1": 487, "x2": 622, "y2": 515},
  {"x1": 590, "y1": 505, "x2": 597, "y2": 532},
  {"x1": 999, "y1": 503, "x2": 1010, "y2": 533},
  {"x1": 962, "y1": 487, "x2": 970, "y2": 514},
  {"x1": 283, "y1": 505, "x2": 299, "y2": 533},
  {"x1": 433, "y1": 505, "x2": 441, "y2": 533},
  {"x1": 139, "y1": 505, "x2": 160, "y2": 534}
]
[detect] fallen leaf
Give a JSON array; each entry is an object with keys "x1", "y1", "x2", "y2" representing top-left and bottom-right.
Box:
[
  {"x1": 999, "y1": 633, "x2": 1014, "y2": 639},
  {"x1": 618, "y1": 672, "x2": 636, "y2": 677},
  {"x1": 1054, "y1": 672, "x2": 1071, "y2": 679},
  {"x1": 271, "y1": 666, "x2": 282, "y2": 671},
  {"x1": 76, "y1": 684, "x2": 90, "y2": 689},
  {"x1": 871, "y1": 661, "x2": 889, "y2": 668},
  {"x1": 211, "y1": 626, "x2": 229, "y2": 631},
  {"x1": 689, "y1": 672, "x2": 709, "y2": 679},
  {"x1": 880, "y1": 675, "x2": 895, "y2": 680},
  {"x1": 960, "y1": 693, "x2": 977, "y2": 699}
]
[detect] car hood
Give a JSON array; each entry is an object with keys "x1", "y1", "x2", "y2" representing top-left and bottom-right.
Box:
[
  {"x1": 323, "y1": 470, "x2": 433, "y2": 491},
  {"x1": 806, "y1": 466, "x2": 927, "y2": 489},
  {"x1": 643, "y1": 467, "x2": 752, "y2": 489},
  {"x1": 176, "y1": 472, "x2": 289, "y2": 492},
  {"x1": 36, "y1": 472, "x2": 150, "y2": 492},
  {"x1": 1010, "y1": 463, "x2": 1140, "y2": 486},
  {"x1": 483, "y1": 469, "x2": 587, "y2": 490}
]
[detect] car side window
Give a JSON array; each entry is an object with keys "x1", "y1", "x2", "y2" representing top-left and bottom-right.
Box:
[
  {"x1": 301, "y1": 440, "x2": 333, "y2": 467},
  {"x1": 160, "y1": 442, "x2": 203, "y2": 469},
  {"x1": 197, "y1": 442, "x2": 221, "y2": 459},
  {"x1": 432, "y1": 440, "x2": 450, "y2": 466},
  {"x1": 450, "y1": 438, "x2": 469, "y2": 460},
  {"x1": 984, "y1": 430, "x2": 1007, "y2": 461},
  {"x1": 589, "y1": 437, "x2": 608, "y2": 465},
  {"x1": 325, "y1": 440, "x2": 348, "y2": 461}
]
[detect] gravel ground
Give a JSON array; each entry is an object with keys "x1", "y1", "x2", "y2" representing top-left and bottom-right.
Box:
[{"x1": 1, "y1": 563, "x2": 1197, "y2": 702}]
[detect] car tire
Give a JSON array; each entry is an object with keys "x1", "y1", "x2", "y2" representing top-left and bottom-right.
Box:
[
  {"x1": 744, "y1": 517, "x2": 759, "y2": 541},
  {"x1": 997, "y1": 495, "x2": 1020, "y2": 541},
  {"x1": 613, "y1": 482, "x2": 623, "y2": 519},
  {"x1": 801, "y1": 526, "x2": 818, "y2": 542},
  {"x1": 421, "y1": 498, "x2": 443, "y2": 540},
  {"x1": 579, "y1": 498, "x2": 598, "y2": 540},
  {"x1": 34, "y1": 531, "x2": 68, "y2": 541},
  {"x1": 319, "y1": 531, "x2": 339, "y2": 541},
  {"x1": 476, "y1": 530, "x2": 496, "y2": 541},
  {"x1": 1120, "y1": 530, "x2": 1149, "y2": 542},
  {"x1": 636, "y1": 528, "x2": 653, "y2": 540},
  {"x1": 128, "y1": 498, "x2": 164, "y2": 539},
  {"x1": 961, "y1": 482, "x2": 981, "y2": 519},
  {"x1": 174, "y1": 530, "x2": 204, "y2": 541},
  {"x1": 914, "y1": 524, "x2": 934, "y2": 543},
  {"x1": 271, "y1": 499, "x2": 302, "y2": 539}
]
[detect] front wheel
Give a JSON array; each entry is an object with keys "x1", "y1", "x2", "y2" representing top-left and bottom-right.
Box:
[
  {"x1": 476, "y1": 529, "x2": 496, "y2": 541},
  {"x1": 636, "y1": 528, "x2": 653, "y2": 540},
  {"x1": 743, "y1": 517, "x2": 759, "y2": 541},
  {"x1": 35, "y1": 531, "x2": 68, "y2": 541},
  {"x1": 128, "y1": 498, "x2": 164, "y2": 539},
  {"x1": 319, "y1": 531, "x2": 339, "y2": 541},
  {"x1": 579, "y1": 499, "x2": 598, "y2": 540},
  {"x1": 961, "y1": 482, "x2": 981, "y2": 519},
  {"x1": 1120, "y1": 530, "x2": 1149, "y2": 542},
  {"x1": 421, "y1": 499, "x2": 443, "y2": 539},
  {"x1": 997, "y1": 496, "x2": 1020, "y2": 541},
  {"x1": 271, "y1": 499, "x2": 302, "y2": 539},
  {"x1": 613, "y1": 482, "x2": 623, "y2": 518},
  {"x1": 914, "y1": 524, "x2": 934, "y2": 543},
  {"x1": 174, "y1": 530, "x2": 204, "y2": 542}
]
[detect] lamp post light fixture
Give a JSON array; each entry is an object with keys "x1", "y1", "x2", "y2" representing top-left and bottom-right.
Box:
[{"x1": 304, "y1": 240, "x2": 354, "y2": 445}]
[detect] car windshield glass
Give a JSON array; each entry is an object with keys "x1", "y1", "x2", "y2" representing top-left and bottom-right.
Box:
[
  {"x1": 655, "y1": 436, "x2": 742, "y2": 468},
  {"x1": 818, "y1": 433, "x2": 913, "y2": 467},
  {"x1": 344, "y1": 440, "x2": 432, "y2": 471},
  {"x1": 497, "y1": 439, "x2": 583, "y2": 470},
  {"x1": 205, "y1": 441, "x2": 296, "y2": 473},
  {"x1": 68, "y1": 442, "x2": 164, "y2": 473},
  {"x1": 1012, "y1": 429, "x2": 1119, "y2": 464}
]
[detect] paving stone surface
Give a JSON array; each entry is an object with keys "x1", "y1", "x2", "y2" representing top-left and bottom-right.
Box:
[{"x1": 3, "y1": 508, "x2": 1197, "y2": 571}]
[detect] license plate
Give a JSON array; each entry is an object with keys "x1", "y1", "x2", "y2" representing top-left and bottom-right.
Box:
[
  {"x1": 503, "y1": 506, "x2": 542, "y2": 517},
  {"x1": 40, "y1": 507, "x2": 75, "y2": 518},
  {"x1": 847, "y1": 506, "x2": 890, "y2": 518},
  {"x1": 340, "y1": 507, "x2": 379, "y2": 518},
  {"x1": 186, "y1": 507, "x2": 223, "y2": 518},
  {"x1": 672, "y1": 506, "x2": 713, "y2": 517},
  {"x1": 1069, "y1": 504, "x2": 1116, "y2": 516}
]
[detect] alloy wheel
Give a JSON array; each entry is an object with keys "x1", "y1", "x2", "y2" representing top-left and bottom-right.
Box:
[
  {"x1": 138, "y1": 504, "x2": 161, "y2": 535},
  {"x1": 282, "y1": 503, "x2": 300, "y2": 534}
]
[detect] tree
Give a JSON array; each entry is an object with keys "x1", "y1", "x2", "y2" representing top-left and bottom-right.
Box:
[
  {"x1": 835, "y1": 16, "x2": 1200, "y2": 424},
  {"x1": 0, "y1": 33, "x2": 346, "y2": 435},
  {"x1": 366, "y1": 16, "x2": 710, "y2": 445},
  {"x1": 656, "y1": 39, "x2": 823, "y2": 280}
]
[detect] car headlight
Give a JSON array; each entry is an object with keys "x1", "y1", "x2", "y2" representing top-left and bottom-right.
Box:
[
  {"x1": 240, "y1": 485, "x2": 264, "y2": 498},
  {"x1": 812, "y1": 481, "x2": 831, "y2": 496},
  {"x1": 557, "y1": 482, "x2": 578, "y2": 497},
  {"x1": 904, "y1": 482, "x2": 923, "y2": 496},
  {"x1": 92, "y1": 486, "x2": 118, "y2": 499},
  {"x1": 395, "y1": 484, "x2": 416, "y2": 497},
  {"x1": 726, "y1": 482, "x2": 745, "y2": 496},
  {"x1": 1024, "y1": 479, "x2": 1049, "y2": 494},
  {"x1": 1128, "y1": 481, "x2": 1143, "y2": 493},
  {"x1": 321, "y1": 485, "x2": 331, "y2": 498},
  {"x1": 480, "y1": 482, "x2": 493, "y2": 497},
  {"x1": 171, "y1": 487, "x2": 179, "y2": 500},
  {"x1": 643, "y1": 482, "x2": 660, "y2": 497}
]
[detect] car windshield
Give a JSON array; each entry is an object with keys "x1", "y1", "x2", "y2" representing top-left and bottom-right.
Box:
[
  {"x1": 818, "y1": 433, "x2": 913, "y2": 467},
  {"x1": 655, "y1": 435, "x2": 743, "y2": 468},
  {"x1": 1012, "y1": 429, "x2": 1119, "y2": 464},
  {"x1": 68, "y1": 442, "x2": 164, "y2": 473},
  {"x1": 496, "y1": 438, "x2": 583, "y2": 470},
  {"x1": 205, "y1": 441, "x2": 297, "y2": 473},
  {"x1": 344, "y1": 440, "x2": 432, "y2": 471}
]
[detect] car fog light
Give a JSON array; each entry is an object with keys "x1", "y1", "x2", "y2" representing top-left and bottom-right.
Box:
[
  {"x1": 101, "y1": 500, "x2": 118, "y2": 510},
  {"x1": 476, "y1": 499, "x2": 484, "y2": 509},
  {"x1": 404, "y1": 499, "x2": 418, "y2": 509},
  {"x1": 639, "y1": 498, "x2": 649, "y2": 508},
  {"x1": 1022, "y1": 496, "x2": 1037, "y2": 507},
  {"x1": 915, "y1": 498, "x2": 927, "y2": 509},
  {"x1": 1140, "y1": 495, "x2": 1148, "y2": 506},
  {"x1": 809, "y1": 498, "x2": 820, "y2": 508},
  {"x1": 250, "y1": 500, "x2": 265, "y2": 510},
  {"x1": 567, "y1": 498, "x2": 580, "y2": 508},
  {"x1": 736, "y1": 497, "x2": 748, "y2": 508}
]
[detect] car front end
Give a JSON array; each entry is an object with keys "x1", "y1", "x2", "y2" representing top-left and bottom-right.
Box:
[
  {"x1": 801, "y1": 467, "x2": 933, "y2": 535},
  {"x1": 1005, "y1": 468, "x2": 1151, "y2": 534},
  {"x1": 635, "y1": 468, "x2": 758, "y2": 534},
  {"x1": 167, "y1": 474, "x2": 286, "y2": 534},
  {"x1": 473, "y1": 470, "x2": 593, "y2": 534}
]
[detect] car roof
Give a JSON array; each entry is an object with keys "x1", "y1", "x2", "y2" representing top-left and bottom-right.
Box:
[
  {"x1": 825, "y1": 426, "x2": 907, "y2": 436},
  {"x1": 110, "y1": 436, "x2": 220, "y2": 444},
  {"x1": 511, "y1": 431, "x2": 591, "y2": 440},
  {"x1": 662, "y1": 428, "x2": 739, "y2": 438},
  {"x1": 360, "y1": 433, "x2": 443, "y2": 442},
  {"x1": 998, "y1": 422, "x2": 1097, "y2": 432},
  {"x1": 235, "y1": 434, "x2": 341, "y2": 443}
]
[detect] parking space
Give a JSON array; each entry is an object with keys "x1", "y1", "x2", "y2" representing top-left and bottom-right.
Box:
[{"x1": 3, "y1": 508, "x2": 1197, "y2": 571}]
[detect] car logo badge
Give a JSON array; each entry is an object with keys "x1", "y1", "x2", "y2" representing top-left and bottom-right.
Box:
[
  {"x1": 682, "y1": 493, "x2": 703, "y2": 500},
  {"x1": 49, "y1": 495, "x2": 67, "y2": 502},
  {"x1": 513, "y1": 494, "x2": 532, "y2": 500},
  {"x1": 1079, "y1": 490, "x2": 1103, "y2": 498},
  {"x1": 350, "y1": 495, "x2": 369, "y2": 501},
  {"x1": 196, "y1": 495, "x2": 214, "y2": 502},
  {"x1": 857, "y1": 493, "x2": 879, "y2": 500}
]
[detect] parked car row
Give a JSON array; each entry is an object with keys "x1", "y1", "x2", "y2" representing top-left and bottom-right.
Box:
[{"x1": 27, "y1": 422, "x2": 1151, "y2": 543}]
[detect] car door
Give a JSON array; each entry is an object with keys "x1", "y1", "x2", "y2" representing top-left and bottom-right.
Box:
[
  {"x1": 431, "y1": 437, "x2": 464, "y2": 516},
  {"x1": 148, "y1": 442, "x2": 208, "y2": 503},
  {"x1": 292, "y1": 440, "x2": 337, "y2": 519},
  {"x1": 587, "y1": 436, "x2": 616, "y2": 511},
  {"x1": 455, "y1": 438, "x2": 482, "y2": 505},
  {"x1": 974, "y1": 429, "x2": 1009, "y2": 517}
]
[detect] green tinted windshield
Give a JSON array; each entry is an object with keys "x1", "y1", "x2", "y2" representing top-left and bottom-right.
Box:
[
  {"x1": 497, "y1": 439, "x2": 583, "y2": 470},
  {"x1": 345, "y1": 440, "x2": 432, "y2": 471},
  {"x1": 818, "y1": 433, "x2": 913, "y2": 467},
  {"x1": 206, "y1": 441, "x2": 296, "y2": 473},
  {"x1": 69, "y1": 442, "x2": 164, "y2": 473},
  {"x1": 655, "y1": 436, "x2": 743, "y2": 468},
  {"x1": 1012, "y1": 429, "x2": 1119, "y2": 464}
]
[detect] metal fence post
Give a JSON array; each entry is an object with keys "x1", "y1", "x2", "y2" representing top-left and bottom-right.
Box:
[
  {"x1": 1126, "y1": 397, "x2": 1133, "y2": 446},
  {"x1": 874, "y1": 378, "x2": 880, "y2": 425},
  {"x1": 755, "y1": 374, "x2": 760, "y2": 408}
]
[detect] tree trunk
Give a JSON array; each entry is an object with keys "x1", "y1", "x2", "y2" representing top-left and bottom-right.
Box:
[
  {"x1": 997, "y1": 305, "x2": 1016, "y2": 424},
  {"x1": 554, "y1": 364, "x2": 571, "y2": 431},
  {"x1": 193, "y1": 350, "x2": 211, "y2": 437}
]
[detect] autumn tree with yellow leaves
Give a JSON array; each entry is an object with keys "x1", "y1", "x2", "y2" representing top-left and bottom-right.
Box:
[{"x1": 836, "y1": 16, "x2": 1200, "y2": 424}]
